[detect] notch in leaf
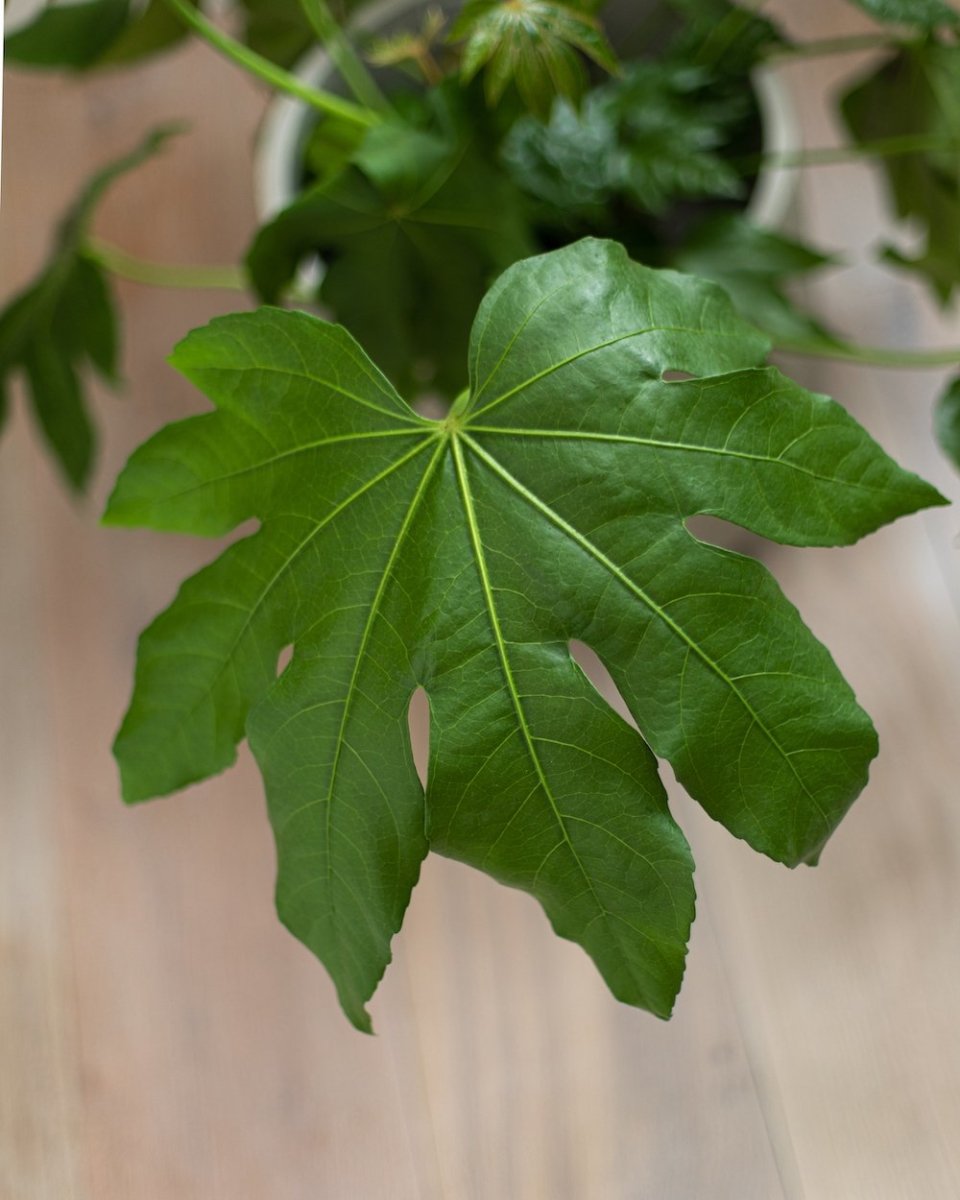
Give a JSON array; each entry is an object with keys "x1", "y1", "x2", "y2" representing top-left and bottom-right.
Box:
[{"x1": 106, "y1": 239, "x2": 945, "y2": 1030}]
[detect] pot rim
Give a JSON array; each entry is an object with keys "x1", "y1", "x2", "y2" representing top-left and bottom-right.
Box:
[{"x1": 254, "y1": 0, "x2": 801, "y2": 242}]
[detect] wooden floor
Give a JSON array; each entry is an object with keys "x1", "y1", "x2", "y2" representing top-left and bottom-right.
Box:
[{"x1": 2, "y1": 3, "x2": 959, "y2": 1196}]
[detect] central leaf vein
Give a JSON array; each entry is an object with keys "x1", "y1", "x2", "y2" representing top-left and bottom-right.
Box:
[{"x1": 462, "y1": 433, "x2": 831, "y2": 838}]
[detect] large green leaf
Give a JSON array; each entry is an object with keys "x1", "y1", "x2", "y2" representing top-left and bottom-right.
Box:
[
  {"x1": 0, "y1": 128, "x2": 175, "y2": 488},
  {"x1": 106, "y1": 239, "x2": 943, "y2": 1030},
  {"x1": 842, "y1": 39, "x2": 960, "y2": 305}
]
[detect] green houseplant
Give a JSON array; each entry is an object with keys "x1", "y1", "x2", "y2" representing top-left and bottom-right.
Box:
[{"x1": 3, "y1": 0, "x2": 960, "y2": 1031}]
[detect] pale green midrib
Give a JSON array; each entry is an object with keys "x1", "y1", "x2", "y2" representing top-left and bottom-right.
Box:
[
  {"x1": 464, "y1": 425, "x2": 898, "y2": 496},
  {"x1": 451, "y1": 436, "x2": 638, "y2": 969},
  {"x1": 142, "y1": 436, "x2": 437, "y2": 736},
  {"x1": 469, "y1": 324, "x2": 754, "y2": 421},
  {"x1": 469, "y1": 281, "x2": 572, "y2": 411},
  {"x1": 461, "y1": 434, "x2": 832, "y2": 841},
  {"x1": 186, "y1": 360, "x2": 425, "y2": 424},
  {"x1": 134, "y1": 427, "x2": 424, "y2": 509},
  {"x1": 273, "y1": 441, "x2": 445, "y2": 988}
]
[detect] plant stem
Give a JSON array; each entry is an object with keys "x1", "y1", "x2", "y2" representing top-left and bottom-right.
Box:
[
  {"x1": 163, "y1": 0, "x2": 377, "y2": 128},
  {"x1": 747, "y1": 132, "x2": 960, "y2": 172},
  {"x1": 770, "y1": 32, "x2": 896, "y2": 59},
  {"x1": 775, "y1": 336, "x2": 960, "y2": 370},
  {"x1": 297, "y1": 0, "x2": 391, "y2": 113},
  {"x1": 88, "y1": 238, "x2": 248, "y2": 291}
]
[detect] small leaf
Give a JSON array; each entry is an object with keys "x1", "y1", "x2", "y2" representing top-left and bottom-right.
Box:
[
  {"x1": 935, "y1": 376, "x2": 960, "y2": 468},
  {"x1": 502, "y1": 62, "x2": 747, "y2": 220},
  {"x1": 0, "y1": 127, "x2": 176, "y2": 489},
  {"x1": 108, "y1": 239, "x2": 945, "y2": 1030},
  {"x1": 846, "y1": 0, "x2": 959, "y2": 28},
  {"x1": 842, "y1": 39, "x2": 960, "y2": 305},
  {"x1": 451, "y1": 0, "x2": 618, "y2": 116}
]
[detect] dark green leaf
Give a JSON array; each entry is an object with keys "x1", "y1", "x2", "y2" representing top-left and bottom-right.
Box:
[
  {"x1": 673, "y1": 215, "x2": 836, "y2": 342},
  {"x1": 842, "y1": 40, "x2": 960, "y2": 305},
  {"x1": 846, "y1": 0, "x2": 959, "y2": 28},
  {"x1": 5, "y1": 0, "x2": 130, "y2": 69},
  {"x1": 664, "y1": 0, "x2": 784, "y2": 75},
  {"x1": 0, "y1": 128, "x2": 176, "y2": 489},
  {"x1": 106, "y1": 239, "x2": 944, "y2": 1029},
  {"x1": 935, "y1": 376, "x2": 960, "y2": 468},
  {"x1": 502, "y1": 61, "x2": 747, "y2": 220},
  {"x1": 451, "y1": 0, "x2": 618, "y2": 116},
  {"x1": 98, "y1": 0, "x2": 197, "y2": 66},
  {"x1": 247, "y1": 124, "x2": 533, "y2": 395},
  {"x1": 238, "y1": 0, "x2": 317, "y2": 68},
  {"x1": 4, "y1": 0, "x2": 200, "y2": 68}
]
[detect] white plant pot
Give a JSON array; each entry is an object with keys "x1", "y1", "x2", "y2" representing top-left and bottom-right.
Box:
[{"x1": 255, "y1": 0, "x2": 800, "y2": 230}]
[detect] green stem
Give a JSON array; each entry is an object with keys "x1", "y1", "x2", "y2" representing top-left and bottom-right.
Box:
[
  {"x1": 775, "y1": 337, "x2": 960, "y2": 370},
  {"x1": 163, "y1": 0, "x2": 377, "y2": 128},
  {"x1": 747, "y1": 132, "x2": 960, "y2": 172},
  {"x1": 298, "y1": 0, "x2": 390, "y2": 113},
  {"x1": 88, "y1": 238, "x2": 248, "y2": 291},
  {"x1": 769, "y1": 32, "x2": 896, "y2": 59}
]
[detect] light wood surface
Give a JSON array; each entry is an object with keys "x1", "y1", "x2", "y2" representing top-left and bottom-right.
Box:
[{"x1": 2, "y1": 3, "x2": 959, "y2": 1196}]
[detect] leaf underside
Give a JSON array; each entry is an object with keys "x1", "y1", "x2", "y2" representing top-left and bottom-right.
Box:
[{"x1": 106, "y1": 240, "x2": 943, "y2": 1030}]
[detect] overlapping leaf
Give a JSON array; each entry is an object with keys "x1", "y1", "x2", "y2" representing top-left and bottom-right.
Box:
[
  {"x1": 501, "y1": 62, "x2": 747, "y2": 220},
  {"x1": 247, "y1": 115, "x2": 533, "y2": 395},
  {"x1": 842, "y1": 39, "x2": 960, "y2": 304},
  {"x1": 107, "y1": 239, "x2": 943, "y2": 1029},
  {"x1": 0, "y1": 128, "x2": 175, "y2": 488}
]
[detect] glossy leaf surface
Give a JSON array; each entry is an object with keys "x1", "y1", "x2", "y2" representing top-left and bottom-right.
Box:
[{"x1": 107, "y1": 240, "x2": 943, "y2": 1029}]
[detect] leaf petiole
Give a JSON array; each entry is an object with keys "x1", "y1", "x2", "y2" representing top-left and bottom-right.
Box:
[
  {"x1": 297, "y1": 0, "x2": 392, "y2": 114},
  {"x1": 775, "y1": 336, "x2": 960, "y2": 369},
  {"x1": 87, "y1": 238, "x2": 248, "y2": 291},
  {"x1": 163, "y1": 0, "x2": 378, "y2": 128}
]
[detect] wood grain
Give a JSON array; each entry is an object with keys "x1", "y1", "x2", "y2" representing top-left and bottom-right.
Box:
[{"x1": 1, "y1": 2, "x2": 958, "y2": 1194}]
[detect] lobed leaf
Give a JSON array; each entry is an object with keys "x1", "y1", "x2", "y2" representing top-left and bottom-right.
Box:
[
  {"x1": 246, "y1": 122, "x2": 533, "y2": 396},
  {"x1": 0, "y1": 128, "x2": 176, "y2": 488},
  {"x1": 842, "y1": 39, "x2": 960, "y2": 305},
  {"x1": 451, "y1": 0, "x2": 618, "y2": 116},
  {"x1": 108, "y1": 239, "x2": 945, "y2": 1029}
]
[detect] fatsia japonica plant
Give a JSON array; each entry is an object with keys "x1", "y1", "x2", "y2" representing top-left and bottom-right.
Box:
[{"x1": 4, "y1": 0, "x2": 960, "y2": 1028}]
